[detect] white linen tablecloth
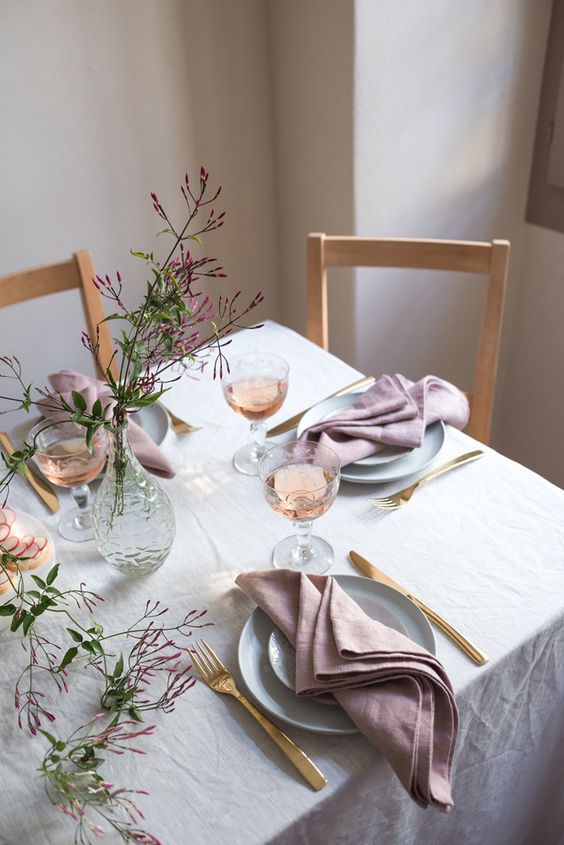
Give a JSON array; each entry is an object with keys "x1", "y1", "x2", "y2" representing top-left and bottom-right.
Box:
[{"x1": 1, "y1": 321, "x2": 564, "y2": 845}]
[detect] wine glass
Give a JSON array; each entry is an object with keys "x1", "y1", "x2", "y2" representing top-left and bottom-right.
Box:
[
  {"x1": 258, "y1": 440, "x2": 340, "y2": 574},
  {"x1": 30, "y1": 421, "x2": 108, "y2": 542},
  {"x1": 222, "y1": 352, "x2": 289, "y2": 475}
]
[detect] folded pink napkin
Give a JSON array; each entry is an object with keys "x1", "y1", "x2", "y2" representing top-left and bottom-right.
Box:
[
  {"x1": 302, "y1": 374, "x2": 469, "y2": 464},
  {"x1": 37, "y1": 370, "x2": 175, "y2": 479},
  {"x1": 236, "y1": 569, "x2": 458, "y2": 811}
]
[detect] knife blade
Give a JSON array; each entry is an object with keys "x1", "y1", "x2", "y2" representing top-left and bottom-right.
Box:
[
  {"x1": 348, "y1": 550, "x2": 488, "y2": 666},
  {"x1": 266, "y1": 375, "x2": 376, "y2": 437},
  {"x1": 0, "y1": 432, "x2": 60, "y2": 513}
]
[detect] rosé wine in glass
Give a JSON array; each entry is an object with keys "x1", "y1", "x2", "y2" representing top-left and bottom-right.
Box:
[
  {"x1": 31, "y1": 421, "x2": 108, "y2": 543},
  {"x1": 258, "y1": 440, "x2": 340, "y2": 574},
  {"x1": 221, "y1": 353, "x2": 289, "y2": 475},
  {"x1": 34, "y1": 438, "x2": 107, "y2": 487}
]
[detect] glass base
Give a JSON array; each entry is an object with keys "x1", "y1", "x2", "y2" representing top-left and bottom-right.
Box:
[
  {"x1": 272, "y1": 534, "x2": 333, "y2": 575},
  {"x1": 58, "y1": 508, "x2": 94, "y2": 543},
  {"x1": 233, "y1": 442, "x2": 267, "y2": 476}
]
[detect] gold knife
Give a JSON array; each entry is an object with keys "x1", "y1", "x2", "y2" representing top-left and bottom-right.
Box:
[
  {"x1": 0, "y1": 432, "x2": 60, "y2": 513},
  {"x1": 267, "y1": 375, "x2": 376, "y2": 437},
  {"x1": 349, "y1": 550, "x2": 488, "y2": 665}
]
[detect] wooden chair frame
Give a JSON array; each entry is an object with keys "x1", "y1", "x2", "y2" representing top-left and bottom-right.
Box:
[
  {"x1": 307, "y1": 234, "x2": 510, "y2": 444},
  {"x1": 0, "y1": 251, "x2": 118, "y2": 380}
]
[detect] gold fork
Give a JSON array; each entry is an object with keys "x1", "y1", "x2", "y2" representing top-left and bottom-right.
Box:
[
  {"x1": 369, "y1": 450, "x2": 484, "y2": 510},
  {"x1": 190, "y1": 640, "x2": 327, "y2": 791},
  {"x1": 161, "y1": 405, "x2": 202, "y2": 435}
]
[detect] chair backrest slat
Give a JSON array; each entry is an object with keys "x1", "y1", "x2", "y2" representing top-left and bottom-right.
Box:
[
  {"x1": 0, "y1": 261, "x2": 78, "y2": 307},
  {"x1": 0, "y1": 252, "x2": 118, "y2": 380}
]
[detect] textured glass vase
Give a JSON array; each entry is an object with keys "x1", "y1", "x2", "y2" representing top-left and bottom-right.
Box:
[{"x1": 92, "y1": 423, "x2": 175, "y2": 575}]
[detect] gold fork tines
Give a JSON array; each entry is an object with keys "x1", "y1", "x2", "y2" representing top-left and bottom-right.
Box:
[
  {"x1": 190, "y1": 640, "x2": 327, "y2": 791},
  {"x1": 369, "y1": 450, "x2": 485, "y2": 511}
]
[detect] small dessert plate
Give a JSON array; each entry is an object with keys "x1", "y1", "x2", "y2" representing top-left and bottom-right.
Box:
[
  {"x1": 266, "y1": 595, "x2": 411, "y2": 706},
  {"x1": 268, "y1": 629, "x2": 338, "y2": 705}
]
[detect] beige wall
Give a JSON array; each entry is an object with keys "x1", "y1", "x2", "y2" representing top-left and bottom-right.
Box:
[
  {"x1": 267, "y1": 0, "x2": 356, "y2": 365},
  {"x1": 0, "y1": 0, "x2": 279, "y2": 404},
  {"x1": 498, "y1": 224, "x2": 564, "y2": 486}
]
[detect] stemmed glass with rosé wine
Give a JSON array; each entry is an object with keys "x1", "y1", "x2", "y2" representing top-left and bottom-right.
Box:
[
  {"x1": 222, "y1": 352, "x2": 289, "y2": 475},
  {"x1": 258, "y1": 440, "x2": 340, "y2": 574},
  {"x1": 30, "y1": 421, "x2": 108, "y2": 542}
]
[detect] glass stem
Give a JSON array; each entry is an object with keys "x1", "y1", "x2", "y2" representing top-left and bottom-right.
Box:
[
  {"x1": 71, "y1": 484, "x2": 92, "y2": 529},
  {"x1": 250, "y1": 421, "x2": 267, "y2": 461},
  {"x1": 292, "y1": 520, "x2": 314, "y2": 563}
]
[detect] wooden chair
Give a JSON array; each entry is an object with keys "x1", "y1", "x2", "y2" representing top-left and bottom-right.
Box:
[
  {"x1": 0, "y1": 251, "x2": 118, "y2": 380},
  {"x1": 307, "y1": 234, "x2": 510, "y2": 444}
]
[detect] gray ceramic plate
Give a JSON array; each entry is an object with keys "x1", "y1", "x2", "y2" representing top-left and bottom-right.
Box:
[
  {"x1": 297, "y1": 393, "x2": 445, "y2": 484},
  {"x1": 237, "y1": 574, "x2": 435, "y2": 735}
]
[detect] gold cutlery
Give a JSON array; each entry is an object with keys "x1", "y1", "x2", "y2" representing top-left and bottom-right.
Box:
[
  {"x1": 0, "y1": 431, "x2": 59, "y2": 513},
  {"x1": 369, "y1": 450, "x2": 484, "y2": 510},
  {"x1": 190, "y1": 640, "x2": 327, "y2": 791},
  {"x1": 266, "y1": 375, "x2": 375, "y2": 437},
  {"x1": 349, "y1": 550, "x2": 488, "y2": 665},
  {"x1": 160, "y1": 405, "x2": 202, "y2": 435}
]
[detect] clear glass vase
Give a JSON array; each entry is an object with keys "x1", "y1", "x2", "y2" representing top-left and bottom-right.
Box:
[{"x1": 92, "y1": 423, "x2": 175, "y2": 575}]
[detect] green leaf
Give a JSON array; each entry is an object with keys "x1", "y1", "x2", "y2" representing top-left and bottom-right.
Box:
[
  {"x1": 72, "y1": 391, "x2": 87, "y2": 412},
  {"x1": 26, "y1": 590, "x2": 42, "y2": 599},
  {"x1": 113, "y1": 655, "x2": 124, "y2": 678},
  {"x1": 85, "y1": 426, "x2": 94, "y2": 453},
  {"x1": 66, "y1": 628, "x2": 83, "y2": 643},
  {"x1": 30, "y1": 575, "x2": 46, "y2": 590},
  {"x1": 22, "y1": 613, "x2": 35, "y2": 634},
  {"x1": 90, "y1": 640, "x2": 104, "y2": 654},
  {"x1": 81, "y1": 640, "x2": 95, "y2": 653},
  {"x1": 128, "y1": 705, "x2": 143, "y2": 722},
  {"x1": 100, "y1": 312, "x2": 125, "y2": 322},
  {"x1": 0, "y1": 604, "x2": 17, "y2": 616},
  {"x1": 38, "y1": 728, "x2": 57, "y2": 746},
  {"x1": 54, "y1": 741, "x2": 66, "y2": 752},
  {"x1": 11, "y1": 609, "x2": 27, "y2": 631},
  {"x1": 92, "y1": 399, "x2": 102, "y2": 418},
  {"x1": 46, "y1": 563, "x2": 59, "y2": 586},
  {"x1": 59, "y1": 646, "x2": 78, "y2": 670}
]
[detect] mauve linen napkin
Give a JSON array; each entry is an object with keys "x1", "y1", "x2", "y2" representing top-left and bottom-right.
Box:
[
  {"x1": 236, "y1": 569, "x2": 458, "y2": 811},
  {"x1": 37, "y1": 370, "x2": 175, "y2": 479},
  {"x1": 302, "y1": 373, "x2": 469, "y2": 464}
]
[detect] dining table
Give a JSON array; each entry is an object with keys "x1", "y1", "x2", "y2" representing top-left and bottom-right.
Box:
[{"x1": 1, "y1": 320, "x2": 564, "y2": 845}]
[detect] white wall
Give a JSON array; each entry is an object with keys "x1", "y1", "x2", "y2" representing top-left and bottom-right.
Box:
[
  {"x1": 353, "y1": 0, "x2": 551, "y2": 451},
  {"x1": 0, "y1": 0, "x2": 278, "y2": 418}
]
